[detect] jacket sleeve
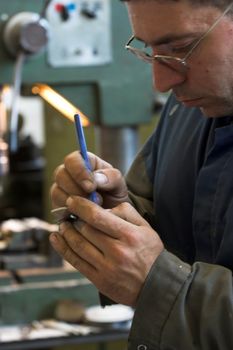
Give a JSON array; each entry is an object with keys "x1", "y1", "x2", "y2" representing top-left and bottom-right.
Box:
[
  {"x1": 126, "y1": 145, "x2": 155, "y2": 222},
  {"x1": 125, "y1": 92, "x2": 177, "y2": 227},
  {"x1": 128, "y1": 250, "x2": 233, "y2": 350}
]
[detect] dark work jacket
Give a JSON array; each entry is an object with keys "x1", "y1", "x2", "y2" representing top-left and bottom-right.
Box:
[{"x1": 126, "y1": 93, "x2": 233, "y2": 350}]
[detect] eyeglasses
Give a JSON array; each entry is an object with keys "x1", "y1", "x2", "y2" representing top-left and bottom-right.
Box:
[{"x1": 125, "y1": 3, "x2": 233, "y2": 75}]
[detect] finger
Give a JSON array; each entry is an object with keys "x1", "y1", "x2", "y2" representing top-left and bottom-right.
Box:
[
  {"x1": 53, "y1": 164, "x2": 64, "y2": 181},
  {"x1": 50, "y1": 231, "x2": 118, "y2": 301},
  {"x1": 49, "y1": 232, "x2": 98, "y2": 277},
  {"x1": 51, "y1": 181, "x2": 103, "y2": 210},
  {"x1": 64, "y1": 152, "x2": 95, "y2": 191},
  {"x1": 94, "y1": 169, "x2": 128, "y2": 207},
  {"x1": 59, "y1": 222, "x2": 105, "y2": 268},
  {"x1": 66, "y1": 196, "x2": 136, "y2": 239},
  {"x1": 73, "y1": 219, "x2": 117, "y2": 253},
  {"x1": 64, "y1": 151, "x2": 113, "y2": 193},
  {"x1": 110, "y1": 203, "x2": 150, "y2": 227},
  {"x1": 50, "y1": 183, "x2": 68, "y2": 208},
  {"x1": 94, "y1": 168, "x2": 124, "y2": 191},
  {"x1": 89, "y1": 152, "x2": 113, "y2": 171},
  {"x1": 55, "y1": 164, "x2": 87, "y2": 196}
]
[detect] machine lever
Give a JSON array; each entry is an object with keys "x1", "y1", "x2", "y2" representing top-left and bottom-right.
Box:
[
  {"x1": 10, "y1": 51, "x2": 25, "y2": 152},
  {"x1": 40, "y1": 0, "x2": 53, "y2": 20},
  {"x1": 3, "y1": 11, "x2": 50, "y2": 152}
]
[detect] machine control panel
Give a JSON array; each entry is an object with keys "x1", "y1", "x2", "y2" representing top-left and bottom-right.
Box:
[{"x1": 46, "y1": 0, "x2": 112, "y2": 67}]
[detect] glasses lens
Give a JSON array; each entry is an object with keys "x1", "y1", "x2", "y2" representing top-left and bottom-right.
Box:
[
  {"x1": 156, "y1": 56, "x2": 188, "y2": 74},
  {"x1": 130, "y1": 38, "x2": 153, "y2": 54},
  {"x1": 127, "y1": 47, "x2": 154, "y2": 63},
  {"x1": 126, "y1": 37, "x2": 154, "y2": 62},
  {"x1": 126, "y1": 37, "x2": 189, "y2": 73}
]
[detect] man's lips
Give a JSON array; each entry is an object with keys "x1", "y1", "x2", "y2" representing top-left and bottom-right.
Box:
[{"x1": 177, "y1": 97, "x2": 203, "y2": 106}]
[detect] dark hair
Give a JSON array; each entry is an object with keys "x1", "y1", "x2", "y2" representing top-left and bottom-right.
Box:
[{"x1": 121, "y1": 0, "x2": 233, "y2": 10}]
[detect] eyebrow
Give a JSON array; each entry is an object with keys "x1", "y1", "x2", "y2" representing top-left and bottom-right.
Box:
[{"x1": 135, "y1": 32, "x2": 201, "y2": 46}]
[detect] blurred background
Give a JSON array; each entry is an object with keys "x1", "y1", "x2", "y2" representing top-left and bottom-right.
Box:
[{"x1": 0, "y1": 1, "x2": 165, "y2": 349}]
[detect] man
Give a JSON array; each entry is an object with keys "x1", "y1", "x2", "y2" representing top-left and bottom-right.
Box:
[{"x1": 50, "y1": 1, "x2": 233, "y2": 349}]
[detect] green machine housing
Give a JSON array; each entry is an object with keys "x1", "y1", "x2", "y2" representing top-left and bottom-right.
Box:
[
  {"x1": 0, "y1": 0, "x2": 153, "y2": 328},
  {"x1": 0, "y1": 0, "x2": 153, "y2": 126},
  {"x1": 0, "y1": 0, "x2": 154, "y2": 207}
]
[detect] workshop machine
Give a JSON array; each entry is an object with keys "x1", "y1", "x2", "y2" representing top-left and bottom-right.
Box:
[{"x1": 0, "y1": 0, "x2": 153, "y2": 331}]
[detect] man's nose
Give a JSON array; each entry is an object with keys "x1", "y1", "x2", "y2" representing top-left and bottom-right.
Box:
[{"x1": 152, "y1": 61, "x2": 186, "y2": 93}]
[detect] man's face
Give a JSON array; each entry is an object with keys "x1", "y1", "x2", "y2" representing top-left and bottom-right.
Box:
[{"x1": 126, "y1": 1, "x2": 233, "y2": 117}]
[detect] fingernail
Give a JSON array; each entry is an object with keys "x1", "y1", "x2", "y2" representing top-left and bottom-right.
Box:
[{"x1": 94, "y1": 172, "x2": 108, "y2": 185}]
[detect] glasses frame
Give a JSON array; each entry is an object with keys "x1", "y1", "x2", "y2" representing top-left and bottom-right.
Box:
[{"x1": 125, "y1": 3, "x2": 233, "y2": 74}]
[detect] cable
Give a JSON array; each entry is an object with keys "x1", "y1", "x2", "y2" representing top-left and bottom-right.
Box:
[
  {"x1": 40, "y1": 0, "x2": 52, "y2": 19},
  {"x1": 10, "y1": 51, "x2": 25, "y2": 152}
]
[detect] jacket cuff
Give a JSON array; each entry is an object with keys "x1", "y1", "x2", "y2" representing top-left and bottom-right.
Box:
[{"x1": 128, "y1": 250, "x2": 191, "y2": 350}]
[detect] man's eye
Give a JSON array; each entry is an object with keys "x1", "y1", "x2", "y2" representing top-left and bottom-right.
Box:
[{"x1": 170, "y1": 40, "x2": 197, "y2": 54}]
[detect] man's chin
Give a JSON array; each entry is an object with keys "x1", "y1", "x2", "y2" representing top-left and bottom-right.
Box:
[
  {"x1": 200, "y1": 107, "x2": 218, "y2": 118},
  {"x1": 200, "y1": 106, "x2": 232, "y2": 118}
]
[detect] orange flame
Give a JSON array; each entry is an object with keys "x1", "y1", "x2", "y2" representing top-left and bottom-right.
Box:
[{"x1": 32, "y1": 84, "x2": 90, "y2": 127}]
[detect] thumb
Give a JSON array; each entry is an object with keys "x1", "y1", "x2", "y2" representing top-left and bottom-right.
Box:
[{"x1": 93, "y1": 168, "x2": 128, "y2": 198}]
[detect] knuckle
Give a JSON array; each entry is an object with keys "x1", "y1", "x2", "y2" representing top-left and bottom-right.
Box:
[
  {"x1": 50, "y1": 184, "x2": 68, "y2": 207},
  {"x1": 118, "y1": 202, "x2": 131, "y2": 211},
  {"x1": 50, "y1": 184, "x2": 59, "y2": 204},
  {"x1": 64, "y1": 152, "x2": 82, "y2": 173},
  {"x1": 55, "y1": 167, "x2": 66, "y2": 185},
  {"x1": 90, "y1": 210, "x2": 103, "y2": 226},
  {"x1": 114, "y1": 168, "x2": 124, "y2": 181},
  {"x1": 73, "y1": 235, "x2": 85, "y2": 250},
  {"x1": 50, "y1": 183, "x2": 57, "y2": 198},
  {"x1": 53, "y1": 164, "x2": 63, "y2": 181},
  {"x1": 115, "y1": 246, "x2": 129, "y2": 266},
  {"x1": 64, "y1": 229, "x2": 86, "y2": 253},
  {"x1": 63, "y1": 248, "x2": 79, "y2": 269},
  {"x1": 62, "y1": 244, "x2": 72, "y2": 258},
  {"x1": 73, "y1": 260, "x2": 81, "y2": 271},
  {"x1": 64, "y1": 152, "x2": 90, "y2": 180},
  {"x1": 64, "y1": 151, "x2": 76, "y2": 165},
  {"x1": 76, "y1": 239, "x2": 86, "y2": 253}
]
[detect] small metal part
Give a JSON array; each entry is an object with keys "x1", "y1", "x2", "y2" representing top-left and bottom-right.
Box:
[
  {"x1": 32, "y1": 319, "x2": 100, "y2": 336},
  {"x1": 51, "y1": 207, "x2": 78, "y2": 224}
]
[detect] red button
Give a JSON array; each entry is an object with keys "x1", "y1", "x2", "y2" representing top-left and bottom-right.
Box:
[{"x1": 55, "y1": 3, "x2": 64, "y2": 12}]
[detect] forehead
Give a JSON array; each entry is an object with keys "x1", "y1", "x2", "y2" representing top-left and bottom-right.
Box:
[{"x1": 126, "y1": 1, "x2": 222, "y2": 42}]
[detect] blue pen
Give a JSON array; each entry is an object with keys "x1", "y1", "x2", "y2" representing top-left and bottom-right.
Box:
[
  {"x1": 74, "y1": 114, "x2": 98, "y2": 203},
  {"x1": 74, "y1": 114, "x2": 110, "y2": 307}
]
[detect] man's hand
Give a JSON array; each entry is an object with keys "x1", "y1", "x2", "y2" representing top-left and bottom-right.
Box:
[
  {"x1": 50, "y1": 151, "x2": 129, "y2": 209},
  {"x1": 49, "y1": 196, "x2": 164, "y2": 307}
]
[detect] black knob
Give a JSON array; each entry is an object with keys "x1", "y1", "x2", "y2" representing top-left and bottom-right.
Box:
[{"x1": 81, "y1": 8, "x2": 97, "y2": 19}]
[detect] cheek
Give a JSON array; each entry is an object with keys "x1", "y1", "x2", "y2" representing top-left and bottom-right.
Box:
[
  {"x1": 187, "y1": 58, "x2": 223, "y2": 93},
  {"x1": 190, "y1": 58, "x2": 212, "y2": 80},
  {"x1": 193, "y1": 56, "x2": 233, "y2": 97},
  {"x1": 196, "y1": 62, "x2": 220, "y2": 87},
  {"x1": 193, "y1": 54, "x2": 224, "y2": 80}
]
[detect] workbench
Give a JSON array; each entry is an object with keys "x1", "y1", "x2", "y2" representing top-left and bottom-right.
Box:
[{"x1": 0, "y1": 327, "x2": 129, "y2": 350}]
